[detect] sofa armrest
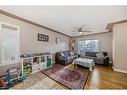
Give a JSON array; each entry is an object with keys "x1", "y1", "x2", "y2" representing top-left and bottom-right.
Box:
[
  {"x1": 103, "y1": 56, "x2": 109, "y2": 66},
  {"x1": 74, "y1": 54, "x2": 80, "y2": 58},
  {"x1": 59, "y1": 56, "x2": 66, "y2": 60},
  {"x1": 75, "y1": 55, "x2": 78, "y2": 58},
  {"x1": 104, "y1": 56, "x2": 109, "y2": 60}
]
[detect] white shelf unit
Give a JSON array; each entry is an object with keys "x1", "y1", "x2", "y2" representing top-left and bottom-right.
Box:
[{"x1": 21, "y1": 54, "x2": 53, "y2": 77}]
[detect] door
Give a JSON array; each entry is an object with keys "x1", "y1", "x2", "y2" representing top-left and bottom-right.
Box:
[{"x1": 0, "y1": 23, "x2": 20, "y2": 66}]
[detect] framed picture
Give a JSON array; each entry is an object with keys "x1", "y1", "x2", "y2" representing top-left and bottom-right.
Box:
[{"x1": 38, "y1": 33, "x2": 49, "y2": 42}]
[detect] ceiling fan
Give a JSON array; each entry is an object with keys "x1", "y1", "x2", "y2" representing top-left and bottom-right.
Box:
[{"x1": 72, "y1": 25, "x2": 92, "y2": 35}]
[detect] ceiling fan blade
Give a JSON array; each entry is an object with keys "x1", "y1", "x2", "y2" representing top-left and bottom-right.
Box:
[
  {"x1": 72, "y1": 30, "x2": 77, "y2": 32},
  {"x1": 82, "y1": 30, "x2": 92, "y2": 32},
  {"x1": 72, "y1": 32, "x2": 78, "y2": 35}
]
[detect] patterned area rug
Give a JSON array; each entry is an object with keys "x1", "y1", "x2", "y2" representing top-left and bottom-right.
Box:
[{"x1": 41, "y1": 64, "x2": 89, "y2": 89}]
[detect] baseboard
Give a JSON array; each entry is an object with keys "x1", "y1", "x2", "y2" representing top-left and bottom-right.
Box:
[{"x1": 112, "y1": 67, "x2": 127, "y2": 74}]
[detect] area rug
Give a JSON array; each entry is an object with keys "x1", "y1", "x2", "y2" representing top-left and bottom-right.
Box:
[{"x1": 41, "y1": 64, "x2": 89, "y2": 89}]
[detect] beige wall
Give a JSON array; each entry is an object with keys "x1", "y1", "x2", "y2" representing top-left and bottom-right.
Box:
[
  {"x1": 0, "y1": 14, "x2": 70, "y2": 54},
  {"x1": 0, "y1": 13, "x2": 70, "y2": 75},
  {"x1": 113, "y1": 22, "x2": 127, "y2": 73},
  {"x1": 71, "y1": 32, "x2": 113, "y2": 59}
]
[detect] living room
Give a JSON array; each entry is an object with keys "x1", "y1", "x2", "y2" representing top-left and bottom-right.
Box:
[{"x1": 0, "y1": 6, "x2": 127, "y2": 90}]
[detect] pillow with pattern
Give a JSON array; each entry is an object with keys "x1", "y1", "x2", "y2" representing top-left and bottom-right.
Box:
[
  {"x1": 69, "y1": 52, "x2": 74, "y2": 56},
  {"x1": 61, "y1": 53, "x2": 65, "y2": 57},
  {"x1": 96, "y1": 52, "x2": 104, "y2": 58}
]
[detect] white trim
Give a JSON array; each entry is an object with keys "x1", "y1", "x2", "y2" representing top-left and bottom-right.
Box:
[
  {"x1": 112, "y1": 66, "x2": 127, "y2": 74},
  {"x1": 78, "y1": 36, "x2": 99, "y2": 41}
]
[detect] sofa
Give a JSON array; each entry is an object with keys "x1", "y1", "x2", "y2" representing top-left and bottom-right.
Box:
[
  {"x1": 55, "y1": 51, "x2": 78, "y2": 65},
  {"x1": 80, "y1": 52, "x2": 109, "y2": 66}
]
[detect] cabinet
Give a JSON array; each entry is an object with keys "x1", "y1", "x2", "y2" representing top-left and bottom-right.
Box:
[
  {"x1": 21, "y1": 54, "x2": 53, "y2": 77},
  {"x1": 0, "y1": 23, "x2": 20, "y2": 66},
  {"x1": 47, "y1": 55, "x2": 52, "y2": 67}
]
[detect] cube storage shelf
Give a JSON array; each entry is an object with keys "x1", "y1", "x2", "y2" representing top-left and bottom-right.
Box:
[{"x1": 21, "y1": 54, "x2": 54, "y2": 78}]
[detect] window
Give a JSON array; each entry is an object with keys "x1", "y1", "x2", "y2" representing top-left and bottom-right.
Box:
[
  {"x1": 78, "y1": 38, "x2": 99, "y2": 53},
  {"x1": 0, "y1": 23, "x2": 20, "y2": 66}
]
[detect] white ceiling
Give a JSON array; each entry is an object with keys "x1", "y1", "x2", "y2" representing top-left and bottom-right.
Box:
[{"x1": 0, "y1": 6, "x2": 127, "y2": 37}]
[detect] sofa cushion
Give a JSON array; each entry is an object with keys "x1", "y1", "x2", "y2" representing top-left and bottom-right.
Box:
[
  {"x1": 67, "y1": 56, "x2": 73, "y2": 63},
  {"x1": 63, "y1": 51, "x2": 70, "y2": 57},
  {"x1": 94, "y1": 58, "x2": 104, "y2": 64},
  {"x1": 96, "y1": 52, "x2": 104, "y2": 58},
  {"x1": 59, "y1": 56, "x2": 66, "y2": 60},
  {"x1": 85, "y1": 52, "x2": 97, "y2": 57},
  {"x1": 80, "y1": 51, "x2": 86, "y2": 57},
  {"x1": 69, "y1": 52, "x2": 74, "y2": 56},
  {"x1": 83, "y1": 56, "x2": 97, "y2": 60},
  {"x1": 72, "y1": 55, "x2": 78, "y2": 60},
  {"x1": 103, "y1": 52, "x2": 107, "y2": 57},
  {"x1": 61, "y1": 52, "x2": 65, "y2": 57}
]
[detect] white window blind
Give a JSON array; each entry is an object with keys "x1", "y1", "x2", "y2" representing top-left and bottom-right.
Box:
[
  {"x1": 78, "y1": 38, "x2": 99, "y2": 53},
  {"x1": 0, "y1": 23, "x2": 20, "y2": 66}
]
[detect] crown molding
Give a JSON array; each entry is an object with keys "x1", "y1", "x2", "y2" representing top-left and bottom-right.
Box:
[
  {"x1": 1, "y1": 9, "x2": 126, "y2": 38},
  {"x1": 0, "y1": 9, "x2": 71, "y2": 38},
  {"x1": 72, "y1": 31, "x2": 111, "y2": 38},
  {"x1": 106, "y1": 19, "x2": 127, "y2": 32}
]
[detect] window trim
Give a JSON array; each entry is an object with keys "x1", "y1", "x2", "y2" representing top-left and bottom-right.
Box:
[
  {"x1": 78, "y1": 37, "x2": 100, "y2": 53},
  {"x1": 0, "y1": 22, "x2": 20, "y2": 66}
]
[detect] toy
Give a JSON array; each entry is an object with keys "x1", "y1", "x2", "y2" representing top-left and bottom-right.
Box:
[
  {"x1": 22, "y1": 70, "x2": 26, "y2": 80},
  {"x1": 0, "y1": 73, "x2": 10, "y2": 89},
  {"x1": 6, "y1": 67, "x2": 23, "y2": 88},
  {"x1": 23, "y1": 65, "x2": 32, "y2": 76},
  {"x1": 0, "y1": 77, "x2": 7, "y2": 89}
]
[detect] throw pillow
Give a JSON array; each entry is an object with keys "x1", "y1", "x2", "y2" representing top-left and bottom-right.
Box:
[
  {"x1": 96, "y1": 52, "x2": 104, "y2": 58},
  {"x1": 61, "y1": 53, "x2": 65, "y2": 57},
  {"x1": 80, "y1": 51, "x2": 86, "y2": 57},
  {"x1": 64, "y1": 52, "x2": 70, "y2": 57},
  {"x1": 69, "y1": 52, "x2": 74, "y2": 56}
]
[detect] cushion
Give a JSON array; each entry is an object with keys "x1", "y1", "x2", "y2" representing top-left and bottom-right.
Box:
[
  {"x1": 96, "y1": 52, "x2": 104, "y2": 58},
  {"x1": 80, "y1": 51, "x2": 86, "y2": 57},
  {"x1": 63, "y1": 52, "x2": 70, "y2": 57},
  {"x1": 83, "y1": 56, "x2": 96, "y2": 60},
  {"x1": 72, "y1": 55, "x2": 78, "y2": 59},
  {"x1": 85, "y1": 52, "x2": 97, "y2": 57},
  {"x1": 103, "y1": 52, "x2": 107, "y2": 57},
  {"x1": 69, "y1": 52, "x2": 74, "y2": 56},
  {"x1": 61, "y1": 53, "x2": 65, "y2": 57}
]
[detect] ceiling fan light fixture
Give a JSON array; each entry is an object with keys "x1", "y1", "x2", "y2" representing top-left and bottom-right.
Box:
[
  {"x1": 105, "y1": 29, "x2": 109, "y2": 32},
  {"x1": 79, "y1": 31, "x2": 82, "y2": 34}
]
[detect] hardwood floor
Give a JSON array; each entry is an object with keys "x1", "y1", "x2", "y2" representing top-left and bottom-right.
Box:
[
  {"x1": 85, "y1": 65, "x2": 127, "y2": 89},
  {"x1": 58, "y1": 64, "x2": 127, "y2": 89},
  {"x1": 12, "y1": 64, "x2": 127, "y2": 89}
]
